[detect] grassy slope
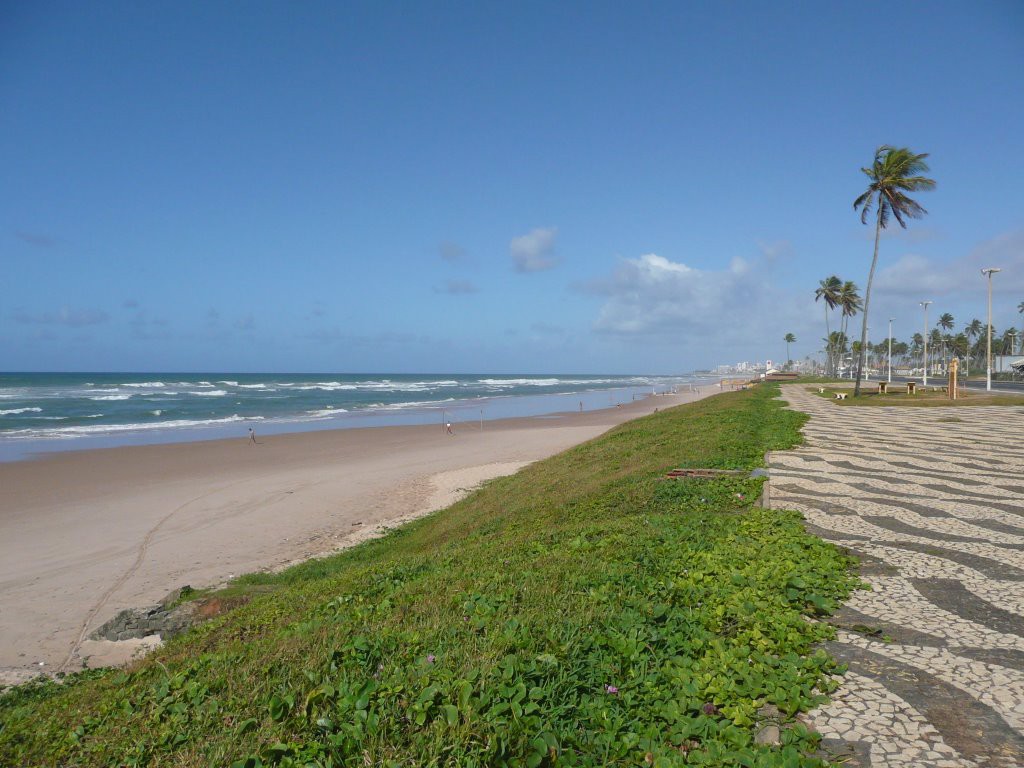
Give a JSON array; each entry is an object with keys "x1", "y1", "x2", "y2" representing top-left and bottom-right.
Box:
[{"x1": 0, "y1": 386, "x2": 857, "y2": 768}]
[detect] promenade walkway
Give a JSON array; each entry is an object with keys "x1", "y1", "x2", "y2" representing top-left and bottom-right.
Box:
[{"x1": 770, "y1": 384, "x2": 1024, "y2": 767}]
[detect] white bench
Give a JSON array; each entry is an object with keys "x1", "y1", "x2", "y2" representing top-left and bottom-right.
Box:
[{"x1": 834, "y1": 392, "x2": 848, "y2": 400}]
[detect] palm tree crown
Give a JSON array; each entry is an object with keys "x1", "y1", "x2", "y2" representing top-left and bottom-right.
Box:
[
  {"x1": 839, "y1": 281, "x2": 862, "y2": 320},
  {"x1": 851, "y1": 146, "x2": 936, "y2": 395},
  {"x1": 815, "y1": 276, "x2": 842, "y2": 308},
  {"x1": 853, "y1": 146, "x2": 937, "y2": 228}
]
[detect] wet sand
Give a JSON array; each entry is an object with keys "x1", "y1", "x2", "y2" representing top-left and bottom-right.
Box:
[{"x1": 0, "y1": 388, "x2": 716, "y2": 683}]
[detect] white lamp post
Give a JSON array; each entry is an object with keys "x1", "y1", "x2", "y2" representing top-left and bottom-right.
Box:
[
  {"x1": 982, "y1": 268, "x2": 1000, "y2": 391},
  {"x1": 865, "y1": 327, "x2": 870, "y2": 380},
  {"x1": 920, "y1": 301, "x2": 932, "y2": 386},
  {"x1": 888, "y1": 318, "x2": 894, "y2": 383}
]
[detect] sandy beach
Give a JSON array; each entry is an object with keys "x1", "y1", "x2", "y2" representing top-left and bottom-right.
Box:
[{"x1": 0, "y1": 387, "x2": 716, "y2": 684}]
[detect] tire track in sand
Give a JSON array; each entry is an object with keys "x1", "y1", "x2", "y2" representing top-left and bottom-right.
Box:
[{"x1": 57, "y1": 479, "x2": 253, "y2": 673}]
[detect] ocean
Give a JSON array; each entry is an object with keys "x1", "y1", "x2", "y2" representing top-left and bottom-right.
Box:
[{"x1": 0, "y1": 372, "x2": 701, "y2": 461}]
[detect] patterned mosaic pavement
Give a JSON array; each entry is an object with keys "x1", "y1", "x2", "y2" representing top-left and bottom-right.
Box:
[{"x1": 770, "y1": 385, "x2": 1024, "y2": 767}]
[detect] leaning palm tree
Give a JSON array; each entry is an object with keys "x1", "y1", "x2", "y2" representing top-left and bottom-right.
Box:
[
  {"x1": 852, "y1": 146, "x2": 936, "y2": 395},
  {"x1": 815, "y1": 276, "x2": 842, "y2": 374},
  {"x1": 784, "y1": 333, "x2": 796, "y2": 366}
]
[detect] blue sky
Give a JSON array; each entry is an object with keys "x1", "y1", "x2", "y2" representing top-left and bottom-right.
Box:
[{"x1": 2, "y1": 1, "x2": 1023, "y2": 373}]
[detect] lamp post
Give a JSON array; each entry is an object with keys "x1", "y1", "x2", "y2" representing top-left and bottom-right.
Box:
[
  {"x1": 920, "y1": 301, "x2": 932, "y2": 386},
  {"x1": 888, "y1": 318, "x2": 894, "y2": 383},
  {"x1": 865, "y1": 327, "x2": 870, "y2": 380},
  {"x1": 982, "y1": 268, "x2": 1001, "y2": 391}
]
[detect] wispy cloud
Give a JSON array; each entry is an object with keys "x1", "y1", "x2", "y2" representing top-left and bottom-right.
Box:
[
  {"x1": 129, "y1": 311, "x2": 170, "y2": 340},
  {"x1": 12, "y1": 307, "x2": 108, "y2": 327},
  {"x1": 434, "y1": 279, "x2": 479, "y2": 295},
  {"x1": 439, "y1": 241, "x2": 467, "y2": 263},
  {"x1": 14, "y1": 230, "x2": 58, "y2": 248},
  {"x1": 510, "y1": 227, "x2": 558, "y2": 273},
  {"x1": 302, "y1": 328, "x2": 431, "y2": 346}
]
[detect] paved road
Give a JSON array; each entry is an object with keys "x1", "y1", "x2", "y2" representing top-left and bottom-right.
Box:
[{"x1": 770, "y1": 384, "x2": 1024, "y2": 767}]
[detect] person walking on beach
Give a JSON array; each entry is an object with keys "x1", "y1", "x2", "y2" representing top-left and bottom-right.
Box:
[
  {"x1": 248, "y1": 427, "x2": 256, "y2": 444},
  {"x1": 446, "y1": 421, "x2": 453, "y2": 436}
]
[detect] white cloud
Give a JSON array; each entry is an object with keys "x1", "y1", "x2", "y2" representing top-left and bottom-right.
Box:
[
  {"x1": 875, "y1": 230, "x2": 1024, "y2": 297},
  {"x1": 586, "y1": 252, "x2": 811, "y2": 346},
  {"x1": 510, "y1": 227, "x2": 558, "y2": 272}
]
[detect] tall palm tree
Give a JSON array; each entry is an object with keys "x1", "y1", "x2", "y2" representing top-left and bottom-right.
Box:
[
  {"x1": 929, "y1": 329, "x2": 942, "y2": 372},
  {"x1": 911, "y1": 333, "x2": 924, "y2": 366},
  {"x1": 815, "y1": 276, "x2": 841, "y2": 374},
  {"x1": 936, "y1": 313, "x2": 954, "y2": 371},
  {"x1": 965, "y1": 318, "x2": 983, "y2": 374},
  {"x1": 837, "y1": 282, "x2": 862, "y2": 376},
  {"x1": 852, "y1": 146, "x2": 936, "y2": 395},
  {"x1": 784, "y1": 333, "x2": 796, "y2": 366}
]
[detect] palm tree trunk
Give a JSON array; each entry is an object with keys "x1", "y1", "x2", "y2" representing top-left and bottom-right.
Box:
[
  {"x1": 855, "y1": 207, "x2": 883, "y2": 396},
  {"x1": 824, "y1": 306, "x2": 832, "y2": 375}
]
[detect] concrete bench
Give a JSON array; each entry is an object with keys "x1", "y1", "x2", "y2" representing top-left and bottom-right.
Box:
[
  {"x1": 878, "y1": 382, "x2": 888, "y2": 394},
  {"x1": 907, "y1": 382, "x2": 917, "y2": 395},
  {"x1": 834, "y1": 392, "x2": 848, "y2": 400}
]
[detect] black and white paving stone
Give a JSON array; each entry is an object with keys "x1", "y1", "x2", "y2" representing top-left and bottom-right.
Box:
[{"x1": 771, "y1": 385, "x2": 1024, "y2": 767}]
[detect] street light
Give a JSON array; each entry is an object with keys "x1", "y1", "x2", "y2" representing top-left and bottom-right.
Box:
[
  {"x1": 888, "y1": 318, "x2": 895, "y2": 383},
  {"x1": 865, "y1": 327, "x2": 870, "y2": 380},
  {"x1": 920, "y1": 301, "x2": 932, "y2": 386},
  {"x1": 982, "y1": 268, "x2": 1000, "y2": 391}
]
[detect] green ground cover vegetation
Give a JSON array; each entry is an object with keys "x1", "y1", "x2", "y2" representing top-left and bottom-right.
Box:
[
  {"x1": 0, "y1": 385, "x2": 858, "y2": 767},
  {"x1": 810, "y1": 385, "x2": 1024, "y2": 407}
]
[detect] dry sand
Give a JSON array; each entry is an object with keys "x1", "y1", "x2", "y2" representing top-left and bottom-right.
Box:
[{"x1": 0, "y1": 388, "x2": 716, "y2": 684}]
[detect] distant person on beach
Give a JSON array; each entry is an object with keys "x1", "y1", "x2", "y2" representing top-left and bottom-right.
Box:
[
  {"x1": 248, "y1": 427, "x2": 256, "y2": 444},
  {"x1": 446, "y1": 421, "x2": 453, "y2": 435}
]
